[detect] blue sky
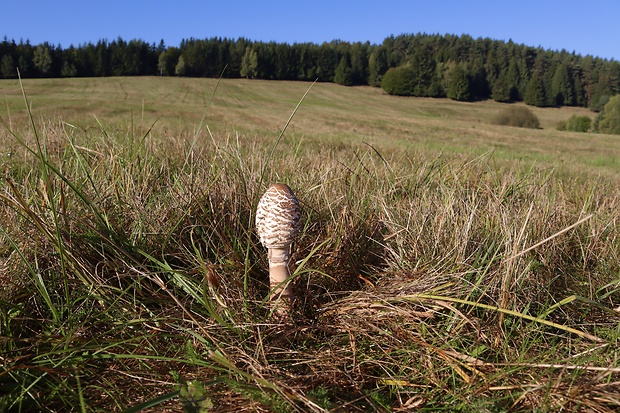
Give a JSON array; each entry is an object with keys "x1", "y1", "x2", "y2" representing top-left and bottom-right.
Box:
[{"x1": 4, "y1": 1, "x2": 619, "y2": 60}]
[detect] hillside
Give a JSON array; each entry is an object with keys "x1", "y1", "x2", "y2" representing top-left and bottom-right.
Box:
[
  {"x1": 1, "y1": 76, "x2": 618, "y2": 177},
  {"x1": 0, "y1": 77, "x2": 619, "y2": 412}
]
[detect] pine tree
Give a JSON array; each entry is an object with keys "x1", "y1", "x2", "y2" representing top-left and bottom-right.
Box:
[
  {"x1": 349, "y1": 42, "x2": 368, "y2": 85},
  {"x1": 492, "y1": 71, "x2": 512, "y2": 102},
  {"x1": 409, "y1": 46, "x2": 443, "y2": 97},
  {"x1": 448, "y1": 64, "x2": 471, "y2": 101},
  {"x1": 315, "y1": 44, "x2": 337, "y2": 82},
  {"x1": 524, "y1": 74, "x2": 547, "y2": 107},
  {"x1": 368, "y1": 47, "x2": 388, "y2": 87},
  {"x1": 469, "y1": 62, "x2": 490, "y2": 100},
  {"x1": 275, "y1": 43, "x2": 294, "y2": 80},
  {"x1": 334, "y1": 55, "x2": 353, "y2": 86},
  {"x1": 1, "y1": 54, "x2": 15, "y2": 78},
  {"x1": 506, "y1": 58, "x2": 521, "y2": 101},
  {"x1": 551, "y1": 63, "x2": 575, "y2": 106}
]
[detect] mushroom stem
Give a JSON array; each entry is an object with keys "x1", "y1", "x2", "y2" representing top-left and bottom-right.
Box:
[{"x1": 268, "y1": 247, "x2": 294, "y2": 301}]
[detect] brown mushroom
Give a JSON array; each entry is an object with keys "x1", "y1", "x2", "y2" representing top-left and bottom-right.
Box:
[{"x1": 255, "y1": 183, "x2": 301, "y2": 312}]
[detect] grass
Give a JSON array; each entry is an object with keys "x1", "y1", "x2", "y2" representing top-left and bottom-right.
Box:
[
  {"x1": 0, "y1": 76, "x2": 619, "y2": 412},
  {"x1": 2, "y1": 77, "x2": 617, "y2": 176}
]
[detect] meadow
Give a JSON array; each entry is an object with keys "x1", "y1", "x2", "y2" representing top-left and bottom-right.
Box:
[{"x1": 0, "y1": 76, "x2": 619, "y2": 412}]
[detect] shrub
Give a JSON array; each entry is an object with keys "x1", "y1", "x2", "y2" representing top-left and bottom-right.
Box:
[
  {"x1": 381, "y1": 66, "x2": 415, "y2": 96},
  {"x1": 492, "y1": 105, "x2": 541, "y2": 129},
  {"x1": 594, "y1": 95, "x2": 620, "y2": 135},
  {"x1": 565, "y1": 115, "x2": 592, "y2": 132}
]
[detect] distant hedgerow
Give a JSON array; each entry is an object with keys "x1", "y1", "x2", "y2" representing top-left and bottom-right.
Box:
[{"x1": 492, "y1": 105, "x2": 541, "y2": 129}]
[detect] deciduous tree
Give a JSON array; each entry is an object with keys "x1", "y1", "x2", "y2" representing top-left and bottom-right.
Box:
[
  {"x1": 595, "y1": 95, "x2": 620, "y2": 134},
  {"x1": 175, "y1": 55, "x2": 186, "y2": 76},
  {"x1": 33, "y1": 44, "x2": 52, "y2": 76},
  {"x1": 381, "y1": 65, "x2": 415, "y2": 96},
  {"x1": 240, "y1": 47, "x2": 258, "y2": 78}
]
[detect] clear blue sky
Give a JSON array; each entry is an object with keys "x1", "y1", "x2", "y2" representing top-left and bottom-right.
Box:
[{"x1": 4, "y1": 1, "x2": 619, "y2": 60}]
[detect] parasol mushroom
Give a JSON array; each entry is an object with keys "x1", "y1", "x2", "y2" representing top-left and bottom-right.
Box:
[{"x1": 255, "y1": 183, "x2": 301, "y2": 311}]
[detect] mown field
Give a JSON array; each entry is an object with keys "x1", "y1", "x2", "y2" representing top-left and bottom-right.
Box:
[
  {"x1": 0, "y1": 77, "x2": 619, "y2": 412},
  {"x1": 3, "y1": 77, "x2": 618, "y2": 175}
]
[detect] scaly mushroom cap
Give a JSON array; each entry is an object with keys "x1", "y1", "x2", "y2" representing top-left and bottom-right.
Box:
[{"x1": 255, "y1": 183, "x2": 301, "y2": 249}]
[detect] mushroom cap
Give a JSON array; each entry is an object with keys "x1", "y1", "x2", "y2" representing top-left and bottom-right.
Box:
[{"x1": 255, "y1": 183, "x2": 301, "y2": 249}]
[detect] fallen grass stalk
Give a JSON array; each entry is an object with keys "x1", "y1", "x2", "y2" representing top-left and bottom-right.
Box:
[
  {"x1": 492, "y1": 363, "x2": 620, "y2": 373},
  {"x1": 441, "y1": 348, "x2": 620, "y2": 372},
  {"x1": 393, "y1": 293, "x2": 605, "y2": 342},
  {"x1": 506, "y1": 213, "x2": 594, "y2": 261}
]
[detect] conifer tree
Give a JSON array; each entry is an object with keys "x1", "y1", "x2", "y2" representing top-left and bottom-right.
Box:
[
  {"x1": 409, "y1": 46, "x2": 443, "y2": 97},
  {"x1": 349, "y1": 42, "x2": 368, "y2": 85},
  {"x1": 334, "y1": 55, "x2": 353, "y2": 86},
  {"x1": 551, "y1": 63, "x2": 575, "y2": 106},
  {"x1": 368, "y1": 47, "x2": 388, "y2": 86},
  {"x1": 469, "y1": 62, "x2": 490, "y2": 100},
  {"x1": 524, "y1": 74, "x2": 547, "y2": 107},
  {"x1": 506, "y1": 58, "x2": 521, "y2": 101},
  {"x1": 448, "y1": 64, "x2": 471, "y2": 101},
  {"x1": 492, "y1": 71, "x2": 512, "y2": 102},
  {"x1": 1, "y1": 55, "x2": 15, "y2": 78}
]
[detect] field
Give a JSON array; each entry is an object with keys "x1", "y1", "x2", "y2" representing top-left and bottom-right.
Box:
[{"x1": 1, "y1": 76, "x2": 619, "y2": 412}]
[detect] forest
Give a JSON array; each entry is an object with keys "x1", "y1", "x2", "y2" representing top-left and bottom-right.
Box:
[{"x1": 1, "y1": 33, "x2": 619, "y2": 111}]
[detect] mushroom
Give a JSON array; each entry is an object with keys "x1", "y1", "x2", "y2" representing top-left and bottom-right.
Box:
[{"x1": 255, "y1": 183, "x2": 301, "y2": 311}]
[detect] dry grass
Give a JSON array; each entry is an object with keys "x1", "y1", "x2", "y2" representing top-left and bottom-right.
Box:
[{"x1": 0, "y1": 78, "x2": 619, "y2": 412}]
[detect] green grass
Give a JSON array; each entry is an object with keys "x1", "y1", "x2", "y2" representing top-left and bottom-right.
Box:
[{"x1": 0, "y1": 77, "x2": 619, "y2": 412}]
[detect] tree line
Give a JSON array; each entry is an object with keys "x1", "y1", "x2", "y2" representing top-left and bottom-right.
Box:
[{"x1": 1, "y1": 33, "x2": 619, "y2": 111}]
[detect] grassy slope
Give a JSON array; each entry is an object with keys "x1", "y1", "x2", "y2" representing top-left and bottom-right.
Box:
[
  {"x1": 3, "y1": 77, "x2": 619, "y2": 176},
  {"x1": 0, "y1": 77, "x2": 619, "y2": 412}
]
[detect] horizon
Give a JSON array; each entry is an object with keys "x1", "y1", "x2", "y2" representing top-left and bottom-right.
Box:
[{"x1": 3, "y1": 1, "x2": 620, "y2": 61}]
